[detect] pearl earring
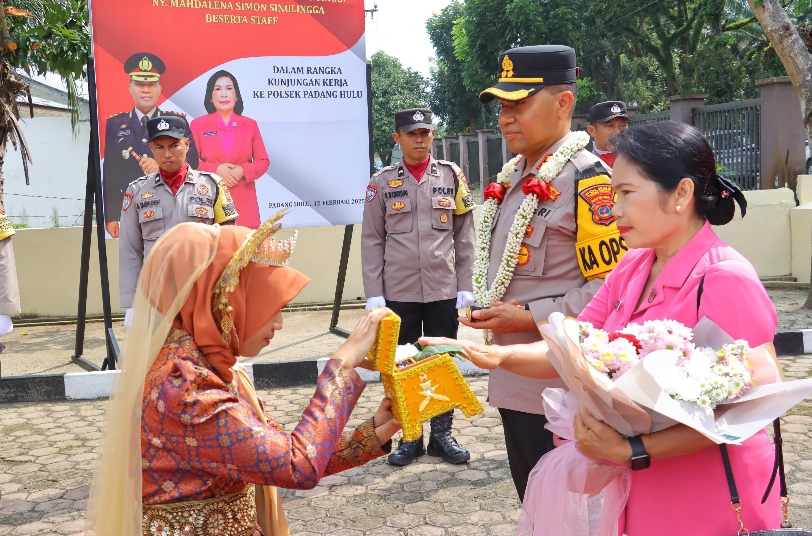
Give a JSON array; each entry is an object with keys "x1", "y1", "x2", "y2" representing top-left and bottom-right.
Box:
[{"x1": 676, "y1": 206, "x2": 681, "y2": 212}]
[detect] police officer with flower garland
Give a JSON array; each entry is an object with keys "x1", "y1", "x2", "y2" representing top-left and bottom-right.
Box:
[
  {"x1": 586, "y1": 100, "x2": 629, "y2": 168},
  {"x1": 422, "y1": 45, "x2": 625, "y2": 501},
  {"x1": 103, "y1": 52, "x2": 199, "y2": 239},
  {"x1": 119, "y1": 116, "x2": 237, "y2": 325},
  {"x1": 361, "y1": 108, "x2": 477, "y2": 466}
]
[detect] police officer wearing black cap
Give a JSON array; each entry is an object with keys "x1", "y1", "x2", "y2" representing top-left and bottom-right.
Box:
[
  {"x1": 586, "y1": 101, "x2": 629, "y2": 168},
  {"x1": 119, "y1": 115, "x2": 237, "y2": 326},
  {"x1": 424, "y1": 45, "x2": 625, "y2": 501},
  {"x1": 361, "y1": 108, "x2": 476, "y2": 466},
  {"x1": 103, "y1": 52, "x2": 199, "y2": 239}
]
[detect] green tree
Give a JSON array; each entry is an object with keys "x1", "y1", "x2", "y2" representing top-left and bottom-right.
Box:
[
  {"x1": 0, "y1": 0, "x2": 89, "y2": 201},
  {"x1": 427, "y1": 1, "x2": 493, "y2": 134},
  {"x1": 369, "y1": 51, "x2": 428, "y2": 167}
]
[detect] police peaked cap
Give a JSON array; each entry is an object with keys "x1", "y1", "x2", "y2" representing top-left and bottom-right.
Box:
[
  {"x1": 147, "y1": 116, "x2": 186, "y2": 142},
  {"x1": 124, "y1": 52, "x2": 166, "y2": 82},
  {"x1": 587, "y1": 101, "x2": 629, "y2": 123},
  {"x1": 395, "y1": 108, "x2": 433, "y2": 132},
  {"x1": 479, "y1": 45, "x2": 577, "y2": 103}
]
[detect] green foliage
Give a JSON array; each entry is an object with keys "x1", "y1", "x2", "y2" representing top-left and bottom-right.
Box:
[
  {"x1": 423, "y1": 0, "x2": 799, "y2": 127},
  {"x1": 369, "y1": 51, "x2": 428, "y2": 167},
  {"x1": 427, "y1": 1, "x2": 495, "y2": 136},
  {"x1": 50, "y1": 206, "x2": 59, "y2": 228},
  {"x1": 6, "y1": 0, "x2": 90, "y2": 132}
]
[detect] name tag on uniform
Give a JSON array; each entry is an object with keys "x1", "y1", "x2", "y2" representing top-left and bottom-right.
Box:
[
  {"x1": 203, "y1": 131, "x2": 218, "y2": 137},
  {"x1": 189, "y1": 195, "x2": 214, "y2": 206},
  {"x1": 117, "y1": 130, "x2": 131, "y2": 136}
]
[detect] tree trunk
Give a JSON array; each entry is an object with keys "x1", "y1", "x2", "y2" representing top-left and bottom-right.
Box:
[{"x1": 748, "y1": 1, "x2": 812, "y2": 307}]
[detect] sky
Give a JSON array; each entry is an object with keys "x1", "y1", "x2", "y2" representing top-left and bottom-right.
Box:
[{"x1": 364, "y1": 0, "x2": 454, "y2": 77}]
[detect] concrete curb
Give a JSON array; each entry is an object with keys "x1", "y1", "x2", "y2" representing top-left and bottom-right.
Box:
[
  {"x1": 2, "y1": 333, "x2": 807, "y2": 404},
  {"x1": 0, "y1": 356, "x2": 490, "y2": 404}
]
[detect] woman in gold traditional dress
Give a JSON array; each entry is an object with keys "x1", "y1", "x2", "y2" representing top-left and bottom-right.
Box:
[{"x1": 85, "y1": 212, "x2": 400, "y2": 536}]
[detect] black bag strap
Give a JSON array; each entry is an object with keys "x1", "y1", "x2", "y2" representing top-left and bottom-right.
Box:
[
  {"x1": 762, "y1": 419, "x2": 789, "y2": 503},
  {"x1": 696, "y1": 274, "x2": 705, "y2": 312},
  {"x1": 720, "y1": 444, "x2": 741, "y2": 504}
]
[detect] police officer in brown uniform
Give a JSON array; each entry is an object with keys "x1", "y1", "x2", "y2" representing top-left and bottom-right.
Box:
[
  {"x1": 361, "y1": 108, "x2": 476, "y2": 466},
  {"x1": 586, "y1": 100, "x2": 629, "y2": 168},
  {"x1": 119, "y1": 116, "x2": 237, "y2": 323},
  {"x1": 445, "y1": 45, "x2": 626, "y2": 501}
]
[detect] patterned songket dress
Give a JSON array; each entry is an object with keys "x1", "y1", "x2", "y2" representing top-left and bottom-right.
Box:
[{"x1": 141, "y1": 329, "x2": 389, "y2": 535}]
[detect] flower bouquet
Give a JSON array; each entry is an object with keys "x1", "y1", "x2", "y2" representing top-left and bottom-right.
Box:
[{"x1": 518, "y1": 313, "x2": 812, "y2": 536}]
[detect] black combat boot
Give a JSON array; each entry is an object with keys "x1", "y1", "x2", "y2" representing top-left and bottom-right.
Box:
[
  {"x1": 427, "y1": 410, "x2": 470, "y2": 464},
  {"x1": 387, "y1": 436, "x2": 426, "y2": 466}
]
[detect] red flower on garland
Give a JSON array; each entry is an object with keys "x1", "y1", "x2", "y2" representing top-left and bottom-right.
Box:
[
  {"x1": 522, "y1": 178, "x2": 561, "y2": 202},
  {"x1": 484, "y1": 183, "x2": 507, "y2": 204}
]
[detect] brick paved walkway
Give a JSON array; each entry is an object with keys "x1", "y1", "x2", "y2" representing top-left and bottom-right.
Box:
[{"x1": 2, "y1": 361, "x2": 812, "y2": 535}]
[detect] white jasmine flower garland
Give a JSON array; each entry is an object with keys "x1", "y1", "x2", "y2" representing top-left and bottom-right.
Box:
[{"x1": 473, "y1": 132, "x2": 591, "y2": 306}]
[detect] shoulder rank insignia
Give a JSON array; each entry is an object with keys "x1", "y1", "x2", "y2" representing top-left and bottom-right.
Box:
[
  {"x1": 398, "y1": 167, "x2": 405, "y2": 177},
  {"x1": 366, "y1": 185, "x2": 377, "y2": 202},
  {"x1": 388, "y1": 179, "x2": 404, "y2": 189}
]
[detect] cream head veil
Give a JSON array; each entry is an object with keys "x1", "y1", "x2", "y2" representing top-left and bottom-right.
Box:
[{"x1": 84, "y1": 223, "x2": 221, "y2": 535}]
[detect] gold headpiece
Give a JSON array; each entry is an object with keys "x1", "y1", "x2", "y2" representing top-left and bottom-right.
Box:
[{"x1": 212, "y1": 209, "x2": 299, "y2": 347}]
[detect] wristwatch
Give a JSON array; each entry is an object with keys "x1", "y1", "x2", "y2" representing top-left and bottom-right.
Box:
[{"x1": 628, "y1": 435, "x2": 651, "y2": 471}]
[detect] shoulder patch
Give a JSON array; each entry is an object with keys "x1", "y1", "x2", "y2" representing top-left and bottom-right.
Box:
[
  {"x1": 571, "y1": 148, "x2": 604, "y2": 173},
  {"x1": 366, "y1": 185, "x2": 378, "y2": 202},
  {"x1": 575, "y1": 163, "x2": 611, "y2": 182}
]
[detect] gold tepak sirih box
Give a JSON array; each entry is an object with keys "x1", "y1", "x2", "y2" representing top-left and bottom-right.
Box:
[{"x1": 368, "y1": 312, "x2": 484, "y2": 442}]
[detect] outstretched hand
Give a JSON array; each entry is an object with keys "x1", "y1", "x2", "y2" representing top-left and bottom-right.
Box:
[
  {"x1": 332, "y1": 308, "x2": 392, "y2": 369},
  {"x1": 418, "y1": 336, "x2": 507, "y2": 370},
  {"x1": 373, "y1": 398, "x2": 401, "y2": 446},
  {"x1": 458, "y1": 300, "x2": 536, "y2": 334}
]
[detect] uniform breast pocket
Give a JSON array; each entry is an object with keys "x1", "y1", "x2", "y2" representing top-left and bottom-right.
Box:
[
  {"x1": 431, "y1": 196, "x2": 453, "y2": 230},
  {"x1": 138, "y1": 205, "x2": 165, "y2": 240},
  {"x1": 385, "y1": 198, "x2": 413, "y2": 234},
  {"x1": 188, "y1": 203, "x2": 214, "y2": 222},
  {"x1": 514, "y1": 217, "x2": 547, "y2": 275}
]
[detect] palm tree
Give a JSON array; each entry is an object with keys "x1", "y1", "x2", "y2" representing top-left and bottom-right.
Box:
[{"x1": 0, "y1": 0, "x2": 88, "y2": 201}]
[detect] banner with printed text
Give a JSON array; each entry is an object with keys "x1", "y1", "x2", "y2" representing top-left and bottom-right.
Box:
[{"x1": 90, "y1": 0, "x2": 369, "y2": 229}]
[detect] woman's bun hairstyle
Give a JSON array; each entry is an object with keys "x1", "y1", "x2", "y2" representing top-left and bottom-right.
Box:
[{"x1": 611, "y1": 121, "x2": 746, "y2": 226}]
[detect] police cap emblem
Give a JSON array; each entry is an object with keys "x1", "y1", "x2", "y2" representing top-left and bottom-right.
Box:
[
  {"x1": 413, "y1": 111, "x2": 424, "y2": 122},
  {"x1": 157, "y1": 119, "x2": 170, "y2": 131},
  {"x1": 611, "y1": 104, "x2": 622, "y2": 114}
]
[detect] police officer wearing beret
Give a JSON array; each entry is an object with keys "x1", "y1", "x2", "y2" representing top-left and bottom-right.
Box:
[
  {"x1": 119, "y1": 116, "x2": 237, "y2": 325},
  {"x1": 104, "y1": 52, "x2": 199, "y2": 239},
  {"x1": 361, "y1": 108, "x2": 477, "y2": 466},
  {"x1": 422, "y1": 45, "x2": 626, "y2": 501},
  {"x1": 586, "y1": 101, "x2": 629, "y2": 168}
]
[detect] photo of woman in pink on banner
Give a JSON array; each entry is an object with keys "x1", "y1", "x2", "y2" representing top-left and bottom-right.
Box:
[{"x1": 191, "y1": 71, "x2": 270, "y2": 229}]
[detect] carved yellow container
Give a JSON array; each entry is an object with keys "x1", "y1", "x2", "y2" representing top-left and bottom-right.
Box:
[{"x1": 368, "y1": 312, "x2": 484, "y2": 442}]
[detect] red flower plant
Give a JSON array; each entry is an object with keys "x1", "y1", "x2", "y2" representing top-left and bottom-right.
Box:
[
  {"x1": 484, "y1": 183, "x2": 507, "y2": 204},
  {"x1": 608, "y1": 332, "x2": 643, "y2": 353}
]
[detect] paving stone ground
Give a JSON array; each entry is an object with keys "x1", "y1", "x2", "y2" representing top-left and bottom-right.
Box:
[{"x1": 2, "y1": 363, "x2": 812, "y2": 535}]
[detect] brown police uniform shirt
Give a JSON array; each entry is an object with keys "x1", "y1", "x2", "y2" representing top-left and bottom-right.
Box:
[
  {"x1": 361, "y1": 156, "x2": 475, "y2": 303},
  {"x1": 119, "y1": 168, "x2": 238, "y2": 308},
  {"x1": 488, "y1": 132, "x2": 610, "y2": 414}
]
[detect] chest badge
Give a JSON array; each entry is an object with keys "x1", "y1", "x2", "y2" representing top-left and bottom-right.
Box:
[
  {"x1": 143, "y1": 210, "x2": 155, "y2": 219},
  {"x1": 437, "y1": 197, "x2": 452, "y2": 208},
  {"x1": 579, "y1": 184, "x2": 616, "y2": 225},
  {"x1": 439, "y1": 213, "x2": 448, "y2": 224},
  {"x1": 197, "y1": 184, "x2": 210, "y2": 196},
  {"x1": 120, "y1": 123, "x2": 128, "y2": 129},
  {"x1": 391, "y1": 201, "x2": 405, "y2": 211},
  {"x1": 517, "y1": 244, "x2": 531, "y2": 266},
  {"x1": 366, "y1": 185, "x2": 377, "y2": 202},
  {"x1": 141, "y1": 191, "x2": 154, "y2": 199},
  {"x1": 122, "y1": 193, "x2": 133, "y2": 211},
  {"x1": 121, "y1": 150, "x2": 130, "y2": 160},
  {"x1": 647, "y1": 289, "x2": 657, "y2": 303},
  {"x1": 194, "y1": 206, "x2": 209, "y2": 217},
  {"x1": 388, "y1": 179, "x2": 404, "y2": 189}
]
